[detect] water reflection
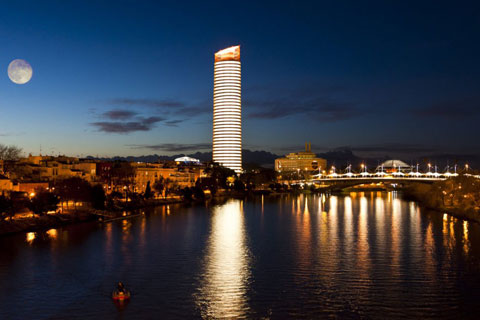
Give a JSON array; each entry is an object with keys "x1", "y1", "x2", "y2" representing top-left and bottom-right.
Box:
[
  {"x1": 4, "y1": 193, "x2": 480, "y2": 319},
  {"x1": 46, "y1": 228, "x2": 58, "y2": 240},
  {"x1": 344, "y1": 196, "x2": 353, "y2": 254},
  {"x1": 26, "y1": 232, "x2": 36, "y2": 244},
  {"x1": 196, "y1": 200, "x2": 250, "y2": 318},
  {"x1": 357, "y1": 195, "x2": 369, "y2": 274},
  {"x1": 463, "y1": 221, "x2": 470, "y2": 256}
]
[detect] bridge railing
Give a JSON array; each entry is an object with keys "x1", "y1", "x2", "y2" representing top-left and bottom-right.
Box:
[{"x1": 310, "y1": 172, "x2": 480, "y2": 181}]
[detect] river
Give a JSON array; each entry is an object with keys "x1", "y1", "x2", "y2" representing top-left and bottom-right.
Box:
[{"x1": 1, "y1": 192, "x2": 480, "y2": 319}]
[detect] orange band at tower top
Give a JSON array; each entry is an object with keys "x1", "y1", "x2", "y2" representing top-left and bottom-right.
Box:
[{"x1": 214, "y1": 45, "x2": 240, "y2": 62}]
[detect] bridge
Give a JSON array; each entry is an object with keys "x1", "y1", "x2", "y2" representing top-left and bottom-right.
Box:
[
  {"x1": 309, "y1": 172, "x2": 480, "y2": 185},
  {"x1": 312, "y1": 172, "x2": 452, "y2": 183}
]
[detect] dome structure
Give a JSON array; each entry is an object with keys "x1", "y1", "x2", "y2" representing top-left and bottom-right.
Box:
[
  {"x1": 376, "y1": 160, "x2": 411, "y2": 173},
  {"x1": 174, "y1": 156, "x2": 200, "y2": 164}
]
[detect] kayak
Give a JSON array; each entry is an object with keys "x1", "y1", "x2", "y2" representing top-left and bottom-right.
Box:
[{"x1": 112, "y1": 290, "x2": 131, "y2": 300}]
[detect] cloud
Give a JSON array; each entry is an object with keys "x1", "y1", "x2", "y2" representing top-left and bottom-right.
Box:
[
  {"x1": 244, "y1": 85, "x2": 366, "y2": 122},
  {"x1": 415, "y1": 99, "x2": 480, "y2": 119},
  {"x1": 164, "y1": 120, "x2": 183, "y2": 127},
  {"x1": 339, "y1": 144, "x2": 439, "y2": 154},
  {"x1": 91, "y1": 116, "x2": 164, "y2": 133},
  {"x1": 0, "y1": 132, "x2": 25, "y2": 137},
  {"x1": 127, "y1": 143, "x2": 211, "y2": 152},
  {"x1": 103, "y1": 109, "x2": 138, "y2": 120},
  {"x1": 109, "y1": 98, "x2": 185, "y2": 109},
  {"x1": 92, "y1": 101, "x2": 176, "y2": 133},
  {"x1": 106, "y1": 98, "x2": 210, "y2": 119},
  {"x1": 178, "y1": 105, "x2": 211, "y2": 116}
]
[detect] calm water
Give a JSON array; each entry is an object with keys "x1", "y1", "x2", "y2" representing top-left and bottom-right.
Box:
[{"x1": 1, "y1": 192, "x2": 480, "y2": 319}]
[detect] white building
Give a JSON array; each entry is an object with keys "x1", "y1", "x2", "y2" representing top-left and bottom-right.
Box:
[
  {"x1": 212, "y1": 45, "x2": 242, "y2": 174},
  {"x1": 174, "y1": 156, "x2": 200, "y2": 164}
]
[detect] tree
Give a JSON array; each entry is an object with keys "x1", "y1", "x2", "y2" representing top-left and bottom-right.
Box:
[
  {"x1": 110, "y1": 161, "x2": 135, "y2": 199},
  {"x1": 0, "y1": 192, "x2": 28, "y2": 221},
  {"x1": 0, "y1": 144, "x2": 22, "y2": 161},
  {"x1": 233, "y1": 179, "x2": 245, "y2": 192},
  {"x1": 144, "y1": 181, "x2": 153, "y2": 199},
  {"x1": 192, "y1": 185, "x2": 205, "y2": 200},
  {"x1": 180, "y1": 187, "x2": 193, "y2": 201},
  {"x1": 164, "y1": 178, "x2": 178, "y2": 199},
  {"x1": 0, "y1": 194, "x2": 13, "y2": 221},
  {"x1": 199, "y1": 162, "x2": 236, "y2": 196},
  {"x1": 91, "y1": 184, "x2": 106, "y2": 210},
  {"x1": 153, "y1": 177, "x2": 165, "y2": 198},
  {"x1": 204, "y1": 162, "x2": 236, "y2": 189},
  {"x1": 29, "y1": 190, "x2": 59, "y2": 216},
  {"x1": 240, "y1": 168, "x2": 276, "y2": 190},
  {"x1": 54, "y1": 177, "x2": 92, "y2": 211},
  {"x1": 196, "y1": 177, "x2": 217, "y2": 196}
]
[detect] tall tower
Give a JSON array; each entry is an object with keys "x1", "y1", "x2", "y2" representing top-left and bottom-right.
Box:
[{"x1": 212, "y1": 45, "x2": 242, "y2": 173}]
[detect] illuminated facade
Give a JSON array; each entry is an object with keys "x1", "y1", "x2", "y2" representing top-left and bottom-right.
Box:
[
  {"x1": 213, "y1": 45, "x2": 242, "y2": 173},
  {"x1": 275, "y1": 143, "x2": 327, "y2": 172}
]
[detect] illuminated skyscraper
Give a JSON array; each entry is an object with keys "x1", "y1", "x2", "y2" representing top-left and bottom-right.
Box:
[{"x1": 212, "y1": 45, "x2": 242, "y2": 173}]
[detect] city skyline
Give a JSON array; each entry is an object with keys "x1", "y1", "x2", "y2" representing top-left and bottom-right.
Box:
[{"x1": 0, "y1": 1, "x2": 479, "y2": 159}]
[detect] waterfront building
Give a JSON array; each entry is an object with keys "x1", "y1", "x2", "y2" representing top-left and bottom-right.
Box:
[
  {"x1": 212, "y1": 45, "x2": 242, "y2": 174},
  {"x1": 275, "y1": 143, "x2": 327, "y2": 172},
  {"x1": 0, "y1": 174, "x2": 13, "y2": 192},
  {"x1": 133, "y1": 163, "x2": 205, "y2": 193}
]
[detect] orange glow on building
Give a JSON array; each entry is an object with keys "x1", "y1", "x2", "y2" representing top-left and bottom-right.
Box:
[{"x1": 214, "y1": 45, "x2": 240, "y2": 62}]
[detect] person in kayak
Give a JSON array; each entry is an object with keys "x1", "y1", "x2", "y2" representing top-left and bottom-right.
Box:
[{"x1": 117, "y1": 282, "x2": 126, "y2": 294}]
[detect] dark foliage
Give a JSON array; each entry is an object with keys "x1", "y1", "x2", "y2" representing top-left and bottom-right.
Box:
[
  {"x1": 54, "y1": 177, "x2": 92, "y2": 210},
  {"x1": 233, "y1": 179, "x2": 245, "y2": 192},
  {"x1": 144, "y1": 181, "x2": 153, "y2": 199},
  {"x1": 29, "y1": 190, "x2": 59, "y2": 216},
  {"x1": 153, "y1": 177, "x2": 165, "y2": 198},
  {"x1": 180, "y1": 187, "x2": 193, "y2": 201},
  {"x1": 91, "y1": 184, "x2": 106, "y2": 210}
]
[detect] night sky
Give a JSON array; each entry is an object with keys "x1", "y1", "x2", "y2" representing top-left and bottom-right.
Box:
[{"x1": 1, "y1": 1, "x2": 479, "y2": 159}]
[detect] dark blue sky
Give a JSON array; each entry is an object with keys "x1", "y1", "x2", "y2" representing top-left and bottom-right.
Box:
[{"x1": 1, "y1": 0, "x2": 479, "y2": 158}]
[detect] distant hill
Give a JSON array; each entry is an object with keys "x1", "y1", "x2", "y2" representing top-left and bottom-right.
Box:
[
  {"x1": 317, "y1": 149, "x2": 362, "y2": 166},
  {"x1": 86, "y1": 149, "x2": 280, "y2": 167},
  {"x1": 86, "y1": 148, "x2": 480, "y2": 171}
]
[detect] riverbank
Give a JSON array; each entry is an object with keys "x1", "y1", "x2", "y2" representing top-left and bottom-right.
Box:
[
  {"x1": 0, "y1": 191, "x2": 274, "y2": 236},
  {"x1": 0, "y1": 211, "x2": 95, "y2": 236},
  {"x1": 403, "y1": 178, "x2": 480, "y2": 224},
  {"x1": 402, "y1": 195, "x2": 480, "y2": 224},
  {"x1": 0, "y1": 197, "x2": 187, "y2": 236},
  {"x1": 4, "y1": 185, "x2": 477, "y2": 236}
]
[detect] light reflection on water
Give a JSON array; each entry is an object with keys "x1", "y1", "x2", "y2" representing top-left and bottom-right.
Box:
[
  {"x1": 195, "y1": 200, "x2": 250, "y2": 319},
  {"x1": 2, "y1": 192, "x2": 480, "y2": 319},
  {"x1": 25, "y1": 232, "x2": 36, "y2": 244}
]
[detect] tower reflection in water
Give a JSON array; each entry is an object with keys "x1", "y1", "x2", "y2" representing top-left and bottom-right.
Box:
[{"x1": 196, "y1": 200, "x2": 250, "y2": 318}]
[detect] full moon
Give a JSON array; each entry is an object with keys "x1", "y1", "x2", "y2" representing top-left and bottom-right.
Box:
[{"x1": 8, "y1": 59, "x2": 33, "y2": 84}]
